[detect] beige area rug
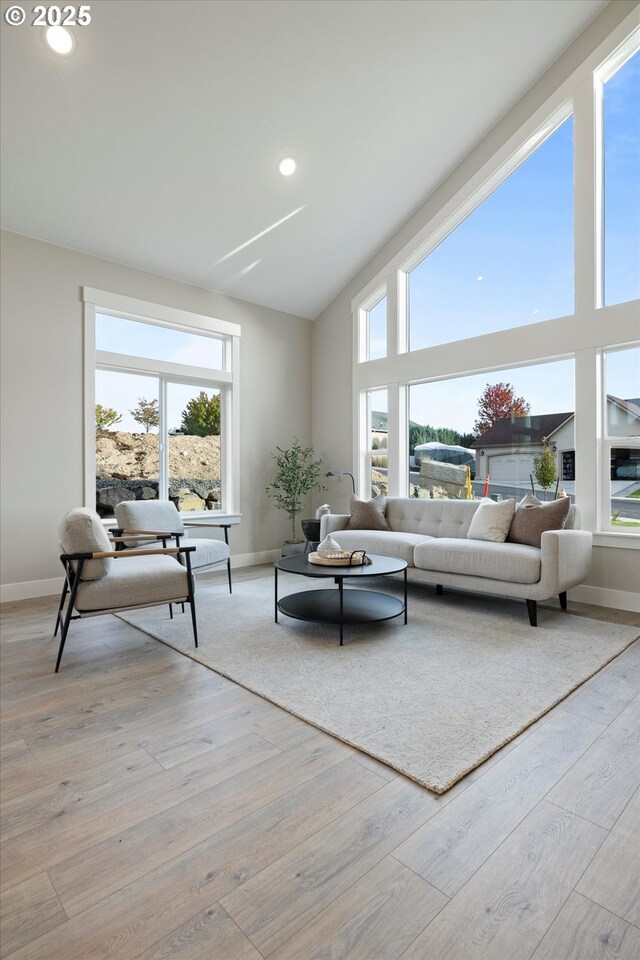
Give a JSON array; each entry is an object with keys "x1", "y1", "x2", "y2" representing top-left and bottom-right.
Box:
[{"x1": 119, "y1": 575, "x2": 638, "y2": 793}]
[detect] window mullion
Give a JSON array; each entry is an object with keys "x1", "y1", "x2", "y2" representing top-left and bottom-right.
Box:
[{"x1": 159, "y1": 378, "x2": 168, "y2": 502}]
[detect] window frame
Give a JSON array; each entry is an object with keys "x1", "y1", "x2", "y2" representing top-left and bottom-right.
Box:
[
  {"x1": 350, "y1": 18, "x2": 640, "y2": 552},
  {"x1": 83, "y1": 287, "x2": 241, "y2": 519}
]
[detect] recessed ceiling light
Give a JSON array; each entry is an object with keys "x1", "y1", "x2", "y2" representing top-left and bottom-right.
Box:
[
  {"x1": 278, "y1": 157, "x2": 297, "y2": 177},
  {"x1": 46, "y1": 26, "x2": 75, "y2": 56}
]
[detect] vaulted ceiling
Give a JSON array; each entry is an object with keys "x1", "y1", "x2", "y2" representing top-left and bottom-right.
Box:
[{"x1": 1, "y1": 0, "x2": 607, "y2": 318}]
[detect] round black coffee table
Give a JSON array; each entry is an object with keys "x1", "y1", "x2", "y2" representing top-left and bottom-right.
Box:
[{"x1": 274, "y1": 553, "x2": 407, "y2": 645}]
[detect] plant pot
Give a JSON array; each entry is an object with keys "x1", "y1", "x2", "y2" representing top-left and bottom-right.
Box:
[{"x1": 281, "y1": 541, "x2": 306, "y2": 557}]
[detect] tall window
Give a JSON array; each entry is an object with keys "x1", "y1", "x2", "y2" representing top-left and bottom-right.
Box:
[
  {"x1": 603, "y1": 50, "x2": 640, "y2": 306},
  {"x1": 87, "y1": 292, "x2": 239, "y2": 519},
  {"x1": 602, "y1": 345, "x2": 640, "y2": 530},
  {"x1": 364, "y1": 389, "x2": 388, "y2": 497},
  {"x1": 408, "y1": 118, "x2": 574, "y2": 351},
  {"x1": 409, "y1": 360, "x2": 575, "y2": 499}
]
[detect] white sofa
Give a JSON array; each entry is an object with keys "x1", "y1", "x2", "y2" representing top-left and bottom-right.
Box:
[{"x1": 320, "y1": 498, "x2": 593, "y2": 625}]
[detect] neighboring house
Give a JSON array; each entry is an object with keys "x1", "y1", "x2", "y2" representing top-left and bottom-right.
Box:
[{"x1": 471, "y1": 397, "x2": 640, "y2": 483}]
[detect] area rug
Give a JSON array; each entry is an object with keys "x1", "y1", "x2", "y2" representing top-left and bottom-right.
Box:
[{"x1": 119, "y1": 575, "x2": 638, "y2": 793}]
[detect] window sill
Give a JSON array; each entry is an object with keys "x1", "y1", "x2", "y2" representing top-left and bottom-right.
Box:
[{"x1": 593, "y1": 531, "x2": 640, "y2": 550}]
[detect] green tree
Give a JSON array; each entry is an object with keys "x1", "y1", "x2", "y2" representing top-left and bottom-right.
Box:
[
  {"x1": 532, "y1": 437, "x2": 557, "y2": 499},
  {"x1": 265, "y1": 439, "x2": 325, "y2": 542},
  {"x1": 130, "y1": 397, "x2": 159, "y2": 433},
  {"x1": 181, "y1": 392, "x2": 220, "y2": 436},
  {"x1": 95, "y1": 404, "x2": 122, "y2": 431}
]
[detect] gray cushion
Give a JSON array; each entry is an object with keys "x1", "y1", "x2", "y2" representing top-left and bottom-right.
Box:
[
  {"x1": 115, "y1": 500, "x2": 184, "y2": 547},
  {"x1": 76, "y1": 554, "x2": 190, "y2": 612},
  {"x1": 346, "y1": 495, "x2": 390, "y2": 531},
  {"x1": 466, "y1": 498, "x2": 516, "y2": 543},
  {"x1": 326, "y1": 528, "x2": 430, "y2": 565},
  {"x1": 508, "y1": 494, "x2": 570, "y2": 548},
  {"x1": 59, "y1": 508, "x2": 112, "y2": 580},
  {"x1": 179, "y1": 537, "x2": 229, "y2": 570},
  {"x1": 414, "y1": 537, "x2": 541, "y2": 584}
]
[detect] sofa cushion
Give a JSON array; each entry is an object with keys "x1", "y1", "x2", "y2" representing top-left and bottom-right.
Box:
[
  {"x1": 59, "y1": 508, "x2": 113, "y2": 580},
  {"x1": 386, "y1": 498, "x2": 479, "y2": 538},
  {"x1": 414, "y1": 537, "x2": 541, "y2": 584},
  {"x1": 466, "y1": 498, "x2": 515, "y2": 543},
  {"x1": 508, "y1": 494, "x2": 570, "y2": 548},
  {"x1": 346, "y1": 495, "x2": 390, "y2": 531},
  {"x1": 327, "y1": 528, "x2": 431, "y2": 565}
]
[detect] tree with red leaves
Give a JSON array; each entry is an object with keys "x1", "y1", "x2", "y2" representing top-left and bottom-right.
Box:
[{"x1": 473, "y1": 382, "x2": 530, "y2": 437}]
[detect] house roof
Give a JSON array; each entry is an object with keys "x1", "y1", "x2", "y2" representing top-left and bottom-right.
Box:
[
  {"x1": 0, "y1": 0, "x2": 607, "y2": 320},
  {"x1": 470, "y1": 413, "x2": 573, "y2": 448}
]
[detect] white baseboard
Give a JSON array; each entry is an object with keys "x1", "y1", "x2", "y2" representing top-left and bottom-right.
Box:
[
  {"x1": 231, "y1": 550, "x2": 280, "y2": 568},
  {"x1": 1, "y1": 577, "x2": 64, "y2": 603},
  {"x1": 0, "y1": 552, "x2": 281, "y2": 604},
  {"x1": 570, "y1": 584, "x2": 640, "y2": 613}
]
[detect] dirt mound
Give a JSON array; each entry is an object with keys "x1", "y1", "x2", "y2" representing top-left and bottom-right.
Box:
[{"x1": 96, "y1": 431, "x2": 220, "y2": 481}]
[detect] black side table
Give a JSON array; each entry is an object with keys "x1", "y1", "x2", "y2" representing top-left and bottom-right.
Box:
[{"x1": 300, "y1": 519, "x2": 321, "y2": 553}]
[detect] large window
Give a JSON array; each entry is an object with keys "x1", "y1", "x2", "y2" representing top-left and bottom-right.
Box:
[
  {"x1": 363, "y1": 389, "x2": 388, "y2": 498},
  {"x1": 86, "y1": 291, "x2": 239, "y2": 519},
  {"x1": 352, "y1": 23, "x2": 639, "y2": 561},
  {"x1": 409, "y1": 360, "x2": 575, "y2": 500},
  {"x1": 408, "y1": 118, "x2": 574, "y2": 351},
  {"x1": 603, "y1": 50, "x2": 640, "y2": 307}
]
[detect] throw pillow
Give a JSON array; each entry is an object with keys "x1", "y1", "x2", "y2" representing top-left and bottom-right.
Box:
[
  {"x1": 508, "y1": 494, "x2": 570, "y2": 548},
  {"x1": 466, "y1": 497, "x2": 516, "y2": 543},
  {"x1": 346, "y1": 494, "x2": 390, "y2": 531}
]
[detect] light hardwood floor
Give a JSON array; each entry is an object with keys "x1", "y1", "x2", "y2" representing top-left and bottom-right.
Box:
[{"x1": 1, "y1": 567, "x2": 639, "y2": 960}]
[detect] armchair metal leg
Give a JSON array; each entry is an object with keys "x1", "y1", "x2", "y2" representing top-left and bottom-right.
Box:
[
  {"x1": 53, "y1": 579, "x2": 69, "y2": 637},
  {"x1": 169, "y1": 604, "x2": 173, "y2": 619},
  {"x1": 526, "y1": 599, "x2": 538, "y2": 627},
  {"x1": 55, "y1": 561, "x2": 83, "y2": 672},
  {"x1": 227, "y1": 558, "x2": 233, "y2": 594},
  {"x1": 436, "y1": 585, "x2": 443, "y2": 596},
  {"x1": 559, "y1": 591, "x2": 567, "y2": 610},
  {"x1": 183, "y1": 551, "x2": 198, "y2": 648}
]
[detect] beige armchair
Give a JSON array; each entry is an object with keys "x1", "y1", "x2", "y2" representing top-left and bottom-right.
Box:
[
  {"x1": 113, "y1": 500, "x2": 232, "y2": 592},
  {"x1": 55, "y1": 508, "x2": 198, "y2": 672}
]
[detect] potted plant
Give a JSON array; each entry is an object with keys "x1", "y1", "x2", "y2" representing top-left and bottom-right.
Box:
[{"x1": 266, "y1": 439, "x2": 325, "y2": 555}]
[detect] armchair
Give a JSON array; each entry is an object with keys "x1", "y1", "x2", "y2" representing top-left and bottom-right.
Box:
[
  {"x1": 55, "y1": 508, "x2": 198, "y2": 672},
  {"x1": 113, "y1": 500, "x2": 232, "y2": 592}
]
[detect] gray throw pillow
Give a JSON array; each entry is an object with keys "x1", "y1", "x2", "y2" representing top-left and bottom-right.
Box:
[
  {"x1": 466, "y1": 497, "x2": 516, "y2": 543},
  {"x1": 508, "y1": 493, "x2": 570, "y2": 548},
  {"x1": 346, "y1": 495, "x2": 390, "y2": 531}
]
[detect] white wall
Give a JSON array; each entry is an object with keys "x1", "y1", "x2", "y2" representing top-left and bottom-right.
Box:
[
  {"x1": 1, "y1": 230, "x2": 312, "y2": 599},
  {"x1": 311, "y1": 0, "x2": 640, "y2": 607}
]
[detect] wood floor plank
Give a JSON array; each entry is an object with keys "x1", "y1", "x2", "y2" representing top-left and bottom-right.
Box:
[
  {"x1": 0, "y1": 732, "x2": 281, "y2": 893},
  {"x1": 398, "y1": 800, "x2": 607, "y2": 960},
  {"x1": 258, "y1": 712, "x2": 319, "y2": 751},
  {"x1": 49, "y1": 739, "x2": 367, "y2": 917},
  {"x1": 0, "y1": 872, "x2": 67, "y2": 956},
  {"x1": 546, "y1": 696, "x2": 640, "y2": 828},
  {"x1": 530, "y1": 891, "x2": 640, "y2": 960},
  {"x1": 9, "y1": 759, "x2": 382, "y2": 960},
  {"x1": 576, "y1": 787, "x2": 640, "y2": 926},
  {"x1": 393, "y1": 707, "x2": 604, "y2": 896},
  {"x1": 134, "y1": 903, "x2": 262, "y2": 960},
  {"x1": 269, "y1": 855, "x2": 448, "y2": 960},
  {"x1": 0, "y1": 739, "x2": 32, "y2": 762},
  {"x1": 143, "y1": 702, "x2": 276, "y2": 768},
  {"x1": 562, "y1": 640, "x2": 640, "y2": 725},
  {"x1": 220, "y1": 776, "x2": 452, "y2": 957},
  {"x1": 0, "y1": 749, "x2": 163, "y2": 842}
]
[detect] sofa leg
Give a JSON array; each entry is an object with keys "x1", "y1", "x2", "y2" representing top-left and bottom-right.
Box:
[
  {"x1": 526, "y1": 599, "x2": 538, "y2": 627},
  {"x1": 559, "y1": 591, "x2": 567, "y2": 610},
  {"x1": 436, "y1": 585, "x2": 443, "y2": 596}
]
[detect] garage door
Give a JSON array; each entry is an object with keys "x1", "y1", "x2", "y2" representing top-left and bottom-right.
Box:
[{"x1": 488, "y1": 454, "x2": 534, "y2": 482}]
